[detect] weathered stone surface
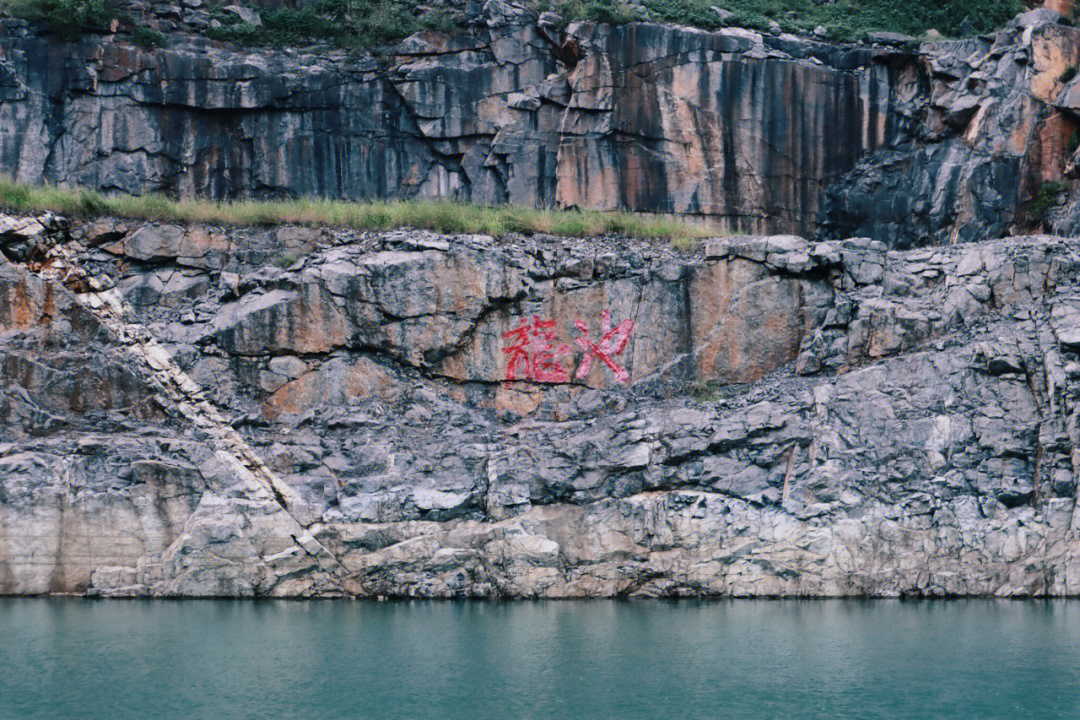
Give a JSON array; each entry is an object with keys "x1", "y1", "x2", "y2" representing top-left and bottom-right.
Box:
[
  {"x1": 0, "y1": 213, "x2": 66, "y2": 262},
  {"x1": 5, "y1": 10, "x2": 1080, "y2": 243},
  {"x1": 0, "y1": 13, "x2": 899, "y2": 236},
  {"x1": 3, "y1": 214, "x2": 1080, "y2": 598},
  {"x1": 820, "y1": 18, "x2": 1080, "y2": 247},
  {"x1": 553, "y1": 23, "x2": 894, "y2": 233},
  {"x1": 867, "y1": 31, "x2": 917, "y2": 45}
]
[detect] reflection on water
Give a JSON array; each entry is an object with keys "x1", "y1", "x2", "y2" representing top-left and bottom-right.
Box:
[{"x1": 2, "y1": 598, "x2": 1079, "y2": 719}]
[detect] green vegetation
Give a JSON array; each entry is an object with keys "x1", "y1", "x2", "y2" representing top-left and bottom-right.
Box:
[
  {"x1": 0, "y1": 0, "x2": 1028, "y2": 47},
  {"x1": 688, "y1": 379, "x2": 723, "y2": 401},
  {"x1": 0, "y1": 180, "x2": 722, "y2": 242},
  {"x1": 1025, "y1": 180, "x2": 1066, "y2": 226},
  {"x1": 195, "y1": 0, "x2": 1027, "y2": 48},
  {"x1": 131, "y1": 25, "x2": 166, "y2": 48},
  {"x1": 514, "y1": 0, "x2": 1022, "y2": 41},
  {"x1": 271, "y1": 251, "x2": 300, "y2": 268},
  {"x1": 204, "y1": 0, "x2": 457, "y2": 49},
  {"x1": 1, "y1": 0, "x2": 114, "y2": 37},
  {"x1": 635, "y1": 0, "x2": 1023, "y2": 42},
  {"x1": 546, "y1": 0, "x2": 641, "y2": 26}
]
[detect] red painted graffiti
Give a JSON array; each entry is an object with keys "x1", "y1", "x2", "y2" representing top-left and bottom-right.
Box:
[
  {"x1": 501, "y1": 310, "x2": 635, "y2": 385},
  {"x1": 502, "y1": 316, "x2": 573, "y2": 384},
  {"x1": 573, "y1": 309, "x2": 635, "y2": 385}
]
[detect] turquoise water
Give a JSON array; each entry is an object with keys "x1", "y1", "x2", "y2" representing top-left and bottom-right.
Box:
[{"x1": 2, "y1": 599, "x2": 1080, "y2": 719}]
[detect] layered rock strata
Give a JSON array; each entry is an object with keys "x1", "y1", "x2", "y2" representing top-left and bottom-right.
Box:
[
  {"x1": 0, "y1": 13, "x2": 898, "y2": 235},
  {"x1": 2, "y1": 215, "x2": 1079, "y2": 597},
  {"x1": 6, "y1": 8, "x2": 1080, "y2": 242}
]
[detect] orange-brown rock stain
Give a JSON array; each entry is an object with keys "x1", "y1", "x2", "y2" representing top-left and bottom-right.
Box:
[
  {"x1": 283, "y1": 287, "x2": 350, "y2": 355},
  {"x1": 689, "y1": 259, "x2": 808, "y2": 384},
  {"x1": 0, "y1": 276, "x2": 55, "y2": 331},
  {"x1": 1030, "y1": 25, "x2": 1080, "y2": 104},
  {"x1": 263, "y1": 357, "x2": 395, "y2": 420}
]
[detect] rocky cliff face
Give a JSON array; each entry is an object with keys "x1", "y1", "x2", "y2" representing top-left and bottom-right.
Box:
[
  {"x1": 4, "y1": 6, "x2": 1080, "y2": 599},
  {"x1": 820, "y1": 11, "x2": 1080, "y2": 247},
  {"x1": 6, "y1": 7, "x2": 1080, "y2": 243},
  {"x1": 2, "y1": 214, "x2": 1079, "y2": 597},
  {"x1": 0, "y1": 8, "x2": 909, "y2": 238}
]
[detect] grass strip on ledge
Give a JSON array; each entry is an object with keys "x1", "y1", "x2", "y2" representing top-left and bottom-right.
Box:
[{"x1": 0, "y1": 180, "x2": 721, "y2": 246}]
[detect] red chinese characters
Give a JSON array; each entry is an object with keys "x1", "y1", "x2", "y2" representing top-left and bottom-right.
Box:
[
  {"x1": 502, "y1": 316, "x2": 572, "y2": 384},
  {"x1": 573, "y1": 309, "x2": 635, "y2": 385},
  {"x1": 502, "y1": 310, "x2": 635, "y2": 386}
]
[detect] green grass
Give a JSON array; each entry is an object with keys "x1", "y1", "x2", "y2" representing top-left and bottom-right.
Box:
[
  {"x1": 688, "y1": 378, "x2": 723, "y2": 401},
  {"x1": 1024, "y1": 180, "x2": 1066, "y2": 226},
  {"x1": 0, "y1": 180, "x2": 722, "y2": 243},
  {"x1": 271, "y1": 251, "x2": 300, "y2": 268}
]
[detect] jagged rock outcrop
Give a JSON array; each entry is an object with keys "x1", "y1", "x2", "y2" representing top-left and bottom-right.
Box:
[
  {"x1": 2, "y1": 214, "x2": 1079, "y2": 597},
  {"x1": 820, "y1": 12, "x2": 1080, "y2": 247}
]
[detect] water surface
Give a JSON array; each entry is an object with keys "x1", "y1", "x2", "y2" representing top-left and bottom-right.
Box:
[{"x1": 2, "y1": 598, "x2": 1078, "y2": 719}]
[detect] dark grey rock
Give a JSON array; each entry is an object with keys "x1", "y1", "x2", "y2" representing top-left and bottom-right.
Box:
[
  {"x1": 867, "y1": 31, "x2": 916, "y2": 45},
  {"x1": 0, "y1": 20, "x2": 901, "y2": 239},
  {"x1": 711, "y1": 6, "x2": 733, "y2": 23},
  {"x1": 3, "y1": 15, "x2": 1077, "y2": 247}
]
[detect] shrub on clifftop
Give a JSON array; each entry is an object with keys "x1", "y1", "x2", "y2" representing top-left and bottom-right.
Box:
[
  {"x1": 131, "y1": 25, "x2": 166, "y2": 48},
  {"x1": 2, "y1": 0, "x2": 114, "y2": 36},
  {"x1": 205, "y1": 0, "x2": 452, "y2": 48}
]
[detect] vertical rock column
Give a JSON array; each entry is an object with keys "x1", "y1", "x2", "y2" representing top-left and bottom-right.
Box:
[{"x1": 556, "y1": 24, "x2": 897, "y2": 234}]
